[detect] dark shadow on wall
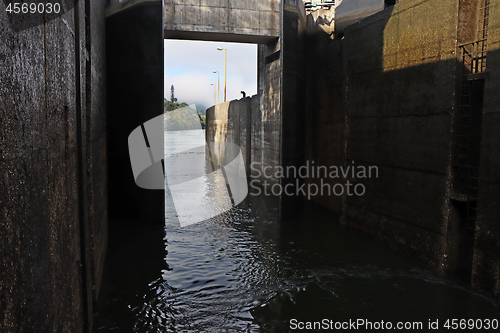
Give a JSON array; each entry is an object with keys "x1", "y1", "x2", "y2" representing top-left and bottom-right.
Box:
[
  {"x1": 339, "y1": 47, "x2": 499, "y2": 294},
  {"x1": 298, "y1": 5, "x2": 394, "y2": 215},
  {"x1": 302, "y1": 32, "x2": 345, "y2": 213},
  {"x1": 106, "y1": 1, "x2": 164, "y2": 225},
  {"x1": 299, "y1": 0, "x2": 500, "y2": 294},
  {"x1": 279, "y1": 2, "x2": 310, "y2": 218},
  {"x1": 93, "y1": 2, "x2": 168, "y2": 330}
]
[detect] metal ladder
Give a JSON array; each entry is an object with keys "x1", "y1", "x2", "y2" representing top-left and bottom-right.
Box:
[{"x1": 453, "y1": 0, "x2": 490, "y2": 280}]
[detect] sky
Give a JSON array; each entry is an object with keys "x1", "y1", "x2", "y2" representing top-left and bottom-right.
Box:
[{"x1": 164, "y1": 40, "x2": 258, "y2": 110}]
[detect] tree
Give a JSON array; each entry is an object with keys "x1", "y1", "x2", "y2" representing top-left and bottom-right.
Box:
[{"x1": 170, "y1": 85, "x2": 177, "y2": 103}]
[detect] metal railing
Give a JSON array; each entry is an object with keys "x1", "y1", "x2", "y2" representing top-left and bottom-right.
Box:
[{"x1": 459, "y1": 39, "x2": 488, "y2": 74}]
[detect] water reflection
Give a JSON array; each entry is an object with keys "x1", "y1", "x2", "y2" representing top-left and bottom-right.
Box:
[
  {"x1": 165, "y1": 129, "x2": 233, "y2": 226},
  {"x1": 93, "y1": 131, "x2": 499, "y2": 333}
]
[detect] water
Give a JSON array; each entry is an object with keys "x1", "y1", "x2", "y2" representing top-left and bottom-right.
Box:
[{"x1": 94, "y1": 130, "x2": 499, "y2": 332}]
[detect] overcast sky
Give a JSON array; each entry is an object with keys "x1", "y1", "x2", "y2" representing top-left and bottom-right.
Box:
[{"x1": 164, "y1": 40, "x2": 258, "y2": 110}]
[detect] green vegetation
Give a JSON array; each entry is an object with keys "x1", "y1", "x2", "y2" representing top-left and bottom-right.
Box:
[
  {"x1": 164, "y1": 99, "x2": 188, "y2": 112},
  {"x1": 164, "y1": 85, "x2": 188, "y2": 111}
]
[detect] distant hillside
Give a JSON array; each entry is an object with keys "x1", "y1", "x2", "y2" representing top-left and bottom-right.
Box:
[{"x1": 164, "y1": 98, "x2": 206, "y2": 129}]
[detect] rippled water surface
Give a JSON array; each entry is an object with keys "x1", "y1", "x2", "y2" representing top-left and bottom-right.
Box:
[{"x1": 94, "y1": 130, "x2": 499, "y2": 332}]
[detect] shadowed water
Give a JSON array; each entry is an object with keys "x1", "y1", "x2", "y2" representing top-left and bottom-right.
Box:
[{"x1": 94, "y1": 130, "x2": 499, "y2": 332}]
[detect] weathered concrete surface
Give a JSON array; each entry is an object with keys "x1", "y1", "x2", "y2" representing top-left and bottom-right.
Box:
[
  {"x1": 341, "y1": 0, "x2": 458, "y2": 267},
  {"x1": 206, "y1": 97, "x2": 255, "y2": 173},
  {"x1": 0, "y1": 1, "x2": 108, "y2": 331},
  {"x1": 106, "y1": 1, "x2": 164, "y2": 224},
  {"x1": 162, "y1": 0, "x2": 287, "y2": 189},
  {"x1": 164, "y1": 0, "x2": 281, "y2": 43},
  {"x1": 335, "y1": 0, "x2": 386, "y2": 31}
]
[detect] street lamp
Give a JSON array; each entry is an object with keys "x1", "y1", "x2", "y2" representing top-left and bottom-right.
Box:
[
  {"x1": 212, "y1": 70, "x2": 220, "y2": 104},
  {"x1": 217, "y1": 47, "x2": 227, "y2": 102},
  {"x1": 210, "y1": 83, "x2": 216, "y2": 106}
]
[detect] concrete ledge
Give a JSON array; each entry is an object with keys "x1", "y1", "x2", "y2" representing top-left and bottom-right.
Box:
[{"x1": 164, "y1": 29, "x2": 278, "y2": 43}]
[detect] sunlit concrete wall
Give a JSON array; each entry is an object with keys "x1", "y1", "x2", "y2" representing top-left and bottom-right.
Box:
[
  {"x1": 204, "y1": 0, "x2": 307, "y2": 188},
  {"x1": 206, "y1": 96, "x2": 257, "y2": 176},
  {"x1": 164, "y1": 0, "x2": 281, "y2": 43},
  {"x1": 106, "y1": 1, "x2": 164, "y2": 224},
  {"x1": 0, "y1": 1, "x2": 108, "y2": 331},
  {"x1": 341, "y1": 0, "x2": 459, "y2": 267}
]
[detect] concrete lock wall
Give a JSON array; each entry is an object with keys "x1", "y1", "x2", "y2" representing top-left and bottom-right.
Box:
[
  {"x1": 0, "y1": 1, "x2": 108, "y2": 331},
  {"x1": 341, "y1": 0, "x2": 460, "y2": 268},
  {"x1": 206, "y1": 96, "x2": 259, "y2": 178},
  {"x1": 328, "y1": 0, "x2": 500, "y2": 294}
]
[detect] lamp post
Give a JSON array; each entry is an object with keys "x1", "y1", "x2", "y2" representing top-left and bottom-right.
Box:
[
  {"x1": 217, "y1": 47, "x2": 227, "y2": 102},
  {"x1": 210, "y1": 83, "x2": 216, "y2": 106},
  {"x1": 212, "y1": 70, "x2": 220, "y2": 104}
]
